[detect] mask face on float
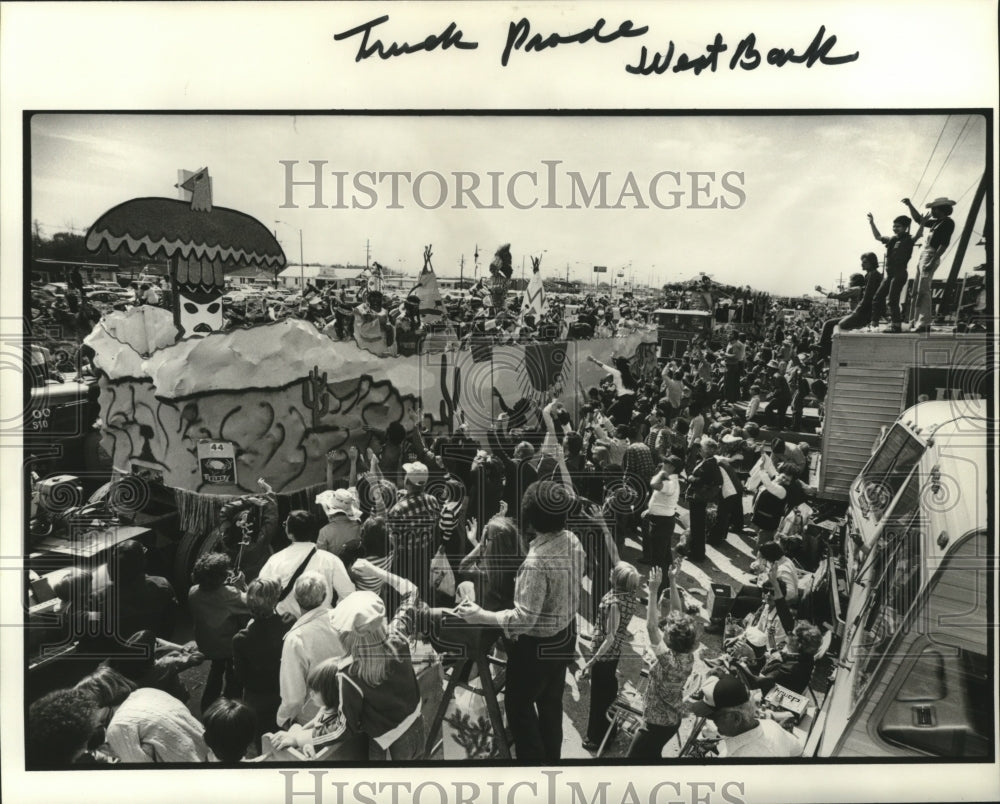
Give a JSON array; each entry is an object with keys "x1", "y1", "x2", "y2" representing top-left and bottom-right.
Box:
[
  {"x1": 175, "y1": 287, "x2": 223, "y2": 337},
  {"x1": 171, "y1": 254, "x2": 227, "y2": 338}
]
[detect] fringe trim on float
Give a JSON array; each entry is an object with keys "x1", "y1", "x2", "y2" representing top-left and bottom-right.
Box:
[
  {"x1": 173, "y1": 480, "x2": 331, "y2": 535},
  {"x1": 174, "y1": 488, "x2": 239, "y2": 535}
]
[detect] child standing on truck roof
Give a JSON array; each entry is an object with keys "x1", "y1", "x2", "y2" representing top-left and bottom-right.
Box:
[{"x1": 867, "y1": 213, "x2": 915, "y2": 333}]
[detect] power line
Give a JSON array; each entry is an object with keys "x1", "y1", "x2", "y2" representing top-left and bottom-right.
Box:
[
  {"x1": 924, "y1": 115, "x2": 973, "y2": 198},
  {"x1": 911, "y1": 116, "x2": 950, "y2": 199}
]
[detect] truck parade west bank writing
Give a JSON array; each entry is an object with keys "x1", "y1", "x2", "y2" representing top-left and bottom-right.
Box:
[{"x1": 332, "y1": 14, "x2": 860, "y2": 73}]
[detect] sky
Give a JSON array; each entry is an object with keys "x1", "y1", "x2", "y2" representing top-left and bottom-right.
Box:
[{"x1": 30, "y1": 113, "x2": 988, "y2": 295}]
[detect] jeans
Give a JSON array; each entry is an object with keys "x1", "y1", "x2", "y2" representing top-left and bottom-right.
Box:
[
  {"x1": 910, "y1": 256, "x2": 940, "y2": 326},
  {"x1": 201, "y1": 658, "x2": 238, "y2": 714},
  {"x1": 627, "y1": 721, "x2": 680, "y2": 759},
  {"x1": 710, "y1": 495, "x2": 742, "y2": 544},
  {"x1": 729, "y1": 584, "x2": 764, "y2": 621},
  {"x1": 768, "y1": 398, "x2": 789, "y2": 428},
  {"x1": 504, "y1": 625, "x2": 575, "y2": 761},
  {"x1": 586, "y1": 659, "x2": 620, "y2": 743},
  {"x1": 819, "y1": 308, "x2": 871, "y2": 357},
  {"x1": 646, "y1": 514, "x2": 675, "y2": 597},
  {"x1": 871, "y1": 268, "x2": 908, "y2": 326},
  {"x1": 687, "y1": 501, "x2": 707, "y2": 560}
]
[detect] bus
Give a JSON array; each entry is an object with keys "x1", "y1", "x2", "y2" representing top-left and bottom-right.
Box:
[
  {"x1": 653, "y1": 308, "x2": 713, "y2": 361},
  {"x1": 807, "y1": 399, "x2": 992, "y2": 757}
]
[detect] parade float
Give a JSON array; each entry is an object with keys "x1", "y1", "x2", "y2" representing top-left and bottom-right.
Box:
[{"x1": 77, "y1": 171, "x2": 658, "y2": 582}]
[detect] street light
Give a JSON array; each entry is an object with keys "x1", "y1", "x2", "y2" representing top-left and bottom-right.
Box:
[{"x1": 274, "y1": 220, "x2": 304, "y2": 290}]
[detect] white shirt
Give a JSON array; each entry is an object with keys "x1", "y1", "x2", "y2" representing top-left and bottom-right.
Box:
[
  {"x1": 258, "y1": 541, "x2": 355, "y2": 620},
  {"x1": 719, "y1": 464, "x2": 738, "y2": 499},
  {"x1": 647, "y1": 473, "x2": 679, "y2": 516},
  {"x1": 105, "y1": 688, "x2": 209, "y2": 763},
  {"x1": 724, "y1": 718, "x2": 803, "y2": 757},
  {"x1": 277, "y1": 605, "x2": 346, "y2": 726},
  {"x1": 771, "y1": 556, "x2": 800, "y2": 604}
]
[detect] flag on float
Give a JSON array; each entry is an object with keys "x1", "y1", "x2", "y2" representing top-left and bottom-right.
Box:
[{"x1": 520, "y1": 255, "x2": 547, "y2": 321}]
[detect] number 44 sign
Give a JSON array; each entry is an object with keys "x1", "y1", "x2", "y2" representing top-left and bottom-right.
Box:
[{"x1": 197, "y1": 440, "x2": 238, "y2": 485}]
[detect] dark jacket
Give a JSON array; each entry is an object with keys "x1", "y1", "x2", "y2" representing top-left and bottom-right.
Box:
[
  {"x1": 232, "y1": 613, "x2": 292, "y2": 697},
  {"x1": 686, "y1": 455, "x2": 723, "y2": 504}
]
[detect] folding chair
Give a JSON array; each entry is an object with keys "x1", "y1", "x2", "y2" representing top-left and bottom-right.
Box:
[
  {"x1": 596, "y1": 666, "x2": 649, "y2": 757},
  {"x1": 598, "y1": 661, "x2": 696, "y2": 758}
]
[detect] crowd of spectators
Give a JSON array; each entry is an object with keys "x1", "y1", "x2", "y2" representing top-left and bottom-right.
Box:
[{"x1": 29, "y1": 316, "x2": 832, "y2": 765}]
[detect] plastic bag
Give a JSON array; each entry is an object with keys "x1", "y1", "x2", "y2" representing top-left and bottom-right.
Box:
[
  {"x1": 441, "y1": 685, "x2": 504, "y2": 759},
  {"x1": 430, "y1": 547, "x2": 456, "y2": 597}
]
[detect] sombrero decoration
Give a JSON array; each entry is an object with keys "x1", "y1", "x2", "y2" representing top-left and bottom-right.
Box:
[{"x1": 86, "y1": 168, "x2": 285, "y2": 338}]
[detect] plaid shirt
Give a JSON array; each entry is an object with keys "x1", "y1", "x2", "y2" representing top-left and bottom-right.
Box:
[
  {"x1": 623, "y1": 442, "x2": 656, "y2": 486},
  {"x1": 499, "y1": 529, "x2": 585, "y2": 639},
  {"x1": 386, "y1": 491, "x2": 441, "y2": 598},
  {"x1": 594, "y1": 590, "x2": 639, "y2": 662}
]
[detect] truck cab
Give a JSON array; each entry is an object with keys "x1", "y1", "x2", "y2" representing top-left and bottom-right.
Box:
[{"x1": 809, "y1": 399, "x2": 991, "y2": 757}]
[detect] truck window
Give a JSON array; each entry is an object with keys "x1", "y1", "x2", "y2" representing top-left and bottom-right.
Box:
[
  {"x1": 850, "y1": 473, "x2": 923, "y2": 708},
  {"x1": 857, "y1": 425, "x2": 925, "y2": 523}
]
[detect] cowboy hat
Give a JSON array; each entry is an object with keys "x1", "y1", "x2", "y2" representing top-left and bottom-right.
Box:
[
  {"x1": 315, "y1": 488, "x2": 362, "y2": 521},
  {"x1": 924, "y1": 197, "x2": 957, "y2": 208}
]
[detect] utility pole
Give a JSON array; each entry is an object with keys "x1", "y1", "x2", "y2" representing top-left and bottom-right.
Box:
[
  {"x1": 940, "y1": 171, "x2": 987, "y2": 318},
  {"x1": 275, "y1": 220, "x2": 304, "y2": 289},
  {"x1": 365, "y1": 239, "x2": 371, "y2": 269},
  {"x1": 460, "y1": 254, "x2": 465, "y2": 287}
]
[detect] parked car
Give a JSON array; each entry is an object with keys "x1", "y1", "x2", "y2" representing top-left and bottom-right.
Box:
[{"x1": 87, "y1": 290, "x2": 129, "y2": 305}]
